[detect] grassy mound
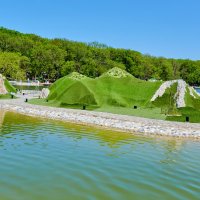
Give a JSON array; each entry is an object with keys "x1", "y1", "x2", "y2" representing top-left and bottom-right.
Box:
[
  {"x1": 31, "y1": 68, "x2": 200, "y2": 122},
  {"x1": 150, "y1": 82, "x2": 179, "y2": 115},
  {"x1": 184, "y1": 87, "x2": 200, "y2": 110},
  {"x1": 57, "y1": 81, "x2": 97, "y2": 106},
  {"x1": 47, "y1": 69, "x2": 161, "y2": 108},
  {"x1": 95, "y1": 76, "x2": 161, "y2": 107},
  {"x1": 150, "y1": 82, "x2": 200, "y2": 121},
  {"x1": 0, "y1": 77, "x2": 16, "y2": 99},
  {"x1": 4, "y1": 79, "x2": 16, "y2": 93},
  {"x1": 48, "y1": 73, "x2": 97, "y2": 105}
]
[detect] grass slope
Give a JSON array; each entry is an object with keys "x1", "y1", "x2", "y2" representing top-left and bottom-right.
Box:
[
  {"x1": 4, "y1": 79, "x2": 16, "y2": 93},
  {"x1": 30, "y1": 68, "x2": 200, "y2": 122},
  {"x1": 150, "y1": 83, "x2": 179, "y2": 115},
  {"x1": 48, "y1": 70, "x2": 161, "y2": 108},
  {"x1": 0, "y1": 78, "x2": 16, "y2": 99},
  {"x1": 30, "y1": 68, "x2": 165, "y2": 119},
  {"x1": 166, "y1": 87, "x2": 200, "y2": 122}
]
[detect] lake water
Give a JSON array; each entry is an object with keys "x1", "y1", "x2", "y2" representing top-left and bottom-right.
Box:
[
  {"x1": 0, "y1": 111, "x2": 199, "y2": 200},
  {"x1": 195, "y1": 88, "x2": 200, "y2": 94}
]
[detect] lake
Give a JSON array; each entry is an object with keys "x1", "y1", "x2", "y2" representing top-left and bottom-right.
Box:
[
  {"x1": 195, "y1": 87, "x2": 200, "y2": 94},
  {"x1": 0, "y1": 111, "x2": 199, "y2": 200}
]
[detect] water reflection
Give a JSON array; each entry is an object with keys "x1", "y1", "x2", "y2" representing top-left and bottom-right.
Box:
[
  {"x1": 0, "y1": 110, "x2": 187, "y2": 160},
  {"x1": 0, "y1": 111, "x2": 199, "y2": 200},
  {"x1": 0, "y1": 110, "x2": 5, "y2": 127},
  {"x1": 0, "y1": 111, "x2": 137, "y2": 146},
  {"x1": 159, "y1": 139, "x2": 185, "y2": 164}
]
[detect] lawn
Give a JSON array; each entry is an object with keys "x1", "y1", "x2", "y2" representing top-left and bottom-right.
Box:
[
  {"x1": 167, "y1": 107, "x2": 200, "y2": 123},
  {"x1": 0, "y1": 94, "x2": 15, "y2": 99},
  {"x1": 29, "y1": 98, "x2": 166, "y2": 120}
]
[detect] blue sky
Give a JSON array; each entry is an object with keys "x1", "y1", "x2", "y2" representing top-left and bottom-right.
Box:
[{"x1": 0, "y1": 0, "x2": 200, "y2": 60}]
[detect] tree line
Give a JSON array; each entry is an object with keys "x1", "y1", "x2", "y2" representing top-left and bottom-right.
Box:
[{"x1": 0, "y1": 27, "x2": 200, "y2": 85}]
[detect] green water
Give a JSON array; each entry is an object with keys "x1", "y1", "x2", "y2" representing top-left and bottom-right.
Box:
[{"x1": 0, "y1": 111, "x2": 199, "y2": 200}]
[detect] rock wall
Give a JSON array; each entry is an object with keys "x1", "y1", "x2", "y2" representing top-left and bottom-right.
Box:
[{"x1": 0, "y1": 74, "x2": 8, "y2": 95}]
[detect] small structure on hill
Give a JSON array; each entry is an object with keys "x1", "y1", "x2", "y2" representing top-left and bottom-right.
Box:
[
  {"x1": 100, "y1": 67, "x2": 132, "y2": 78},
  {"x1": 67, "y1": 72, "x2": 87, "y2": 80}
]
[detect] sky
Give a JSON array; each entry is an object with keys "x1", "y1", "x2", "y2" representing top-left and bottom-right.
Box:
[{"x1": 0, "y1": 0, "x2": 200, "y2": 60}]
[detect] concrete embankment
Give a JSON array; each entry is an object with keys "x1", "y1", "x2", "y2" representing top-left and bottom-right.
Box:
[{"x1": 0, "y1": 98, "x2": 200, "y2": 138}]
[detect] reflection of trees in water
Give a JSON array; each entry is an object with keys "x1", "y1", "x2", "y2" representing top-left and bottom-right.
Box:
[
  {"x1": 51, "y1": 120, "x2": 138, "y2": 148},
  {"x1": 1, "y1": 111, "x2": 42, "y2": 134},
  {"x1": 0, "y1": 111, "x2": 187, "y2": 159},
  {"x1": 58, "y1": 124, "x2": 157, "y2": 157},
  {"x1": 0, "y1": 111, "x2": 155, "y2": 152},
  {"x1": 0, "y1": 110, "x2": 6, "y2": 127},
  {"x1": 0, "y1": 110, "x2": 7, "y2": 148},
  {"x1": 0, "y1": 111, "x2": 136, "y2": 148},
  {"x1": 0, "y1": 111, "x2": 45, "y2": 148},
  {"x1": 160, "y1": 139, "x2": 185, "y2": 164}
]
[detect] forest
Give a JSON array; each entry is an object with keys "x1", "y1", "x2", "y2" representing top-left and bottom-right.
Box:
[{"x1": 0, "y1": 27, "x2": 200, "y2": 85}]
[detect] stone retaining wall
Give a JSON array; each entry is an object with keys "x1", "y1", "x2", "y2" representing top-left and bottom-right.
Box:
[{"x1": 0, "y1": 99, "x2": 200, "y2": 138}]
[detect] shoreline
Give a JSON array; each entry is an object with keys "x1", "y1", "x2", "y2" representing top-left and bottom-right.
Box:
[{"x1": 1, "y1": 98, "x2": 200, "y2": 138}]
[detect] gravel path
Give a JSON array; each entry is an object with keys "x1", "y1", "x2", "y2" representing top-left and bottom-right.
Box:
[{"x1": 0, "y1": 94, "x2": 200, "y2": 138}]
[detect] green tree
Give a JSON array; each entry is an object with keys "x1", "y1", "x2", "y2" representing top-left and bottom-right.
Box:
[
  {"x1": 30, "y1": 44, "x2": 66, "y2": 80},
  {"x1": 1, "y1": 27, "x2": 200, "y2": 85},
  {"x1": 61, "y1": 61, "x2": 75, "y2": 76},
  {"x1": 0, "y1": 52, "x2": 26, "y2": 80}
]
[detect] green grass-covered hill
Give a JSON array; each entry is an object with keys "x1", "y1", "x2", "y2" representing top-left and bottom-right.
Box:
[
  {"x1": 29, "y1": 67, "x2": 200, "y2": 122},
  {"x1": 48, "y1": 68, "x2": 161, "y2": 108},
  {"x1": 4, "y1": 79, "x2": 16, "y2": 93},
  {"x1": 0, "y1": 76, "x2": 16, "y2": 99}
]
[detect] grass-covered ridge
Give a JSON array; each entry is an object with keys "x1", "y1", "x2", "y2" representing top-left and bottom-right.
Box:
[
  {"x1": 0, "y1": 76, "x2": 16, "y2": 99},
  {"x1": 4, "y1": 79, "x2": 16, "y2": 93},
  {"x1": 29, "y1": 68, "x2": 200, "y2": 122},
  {"x1": 47, "y1": 68, "x2": 161, "y2": 108}
]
